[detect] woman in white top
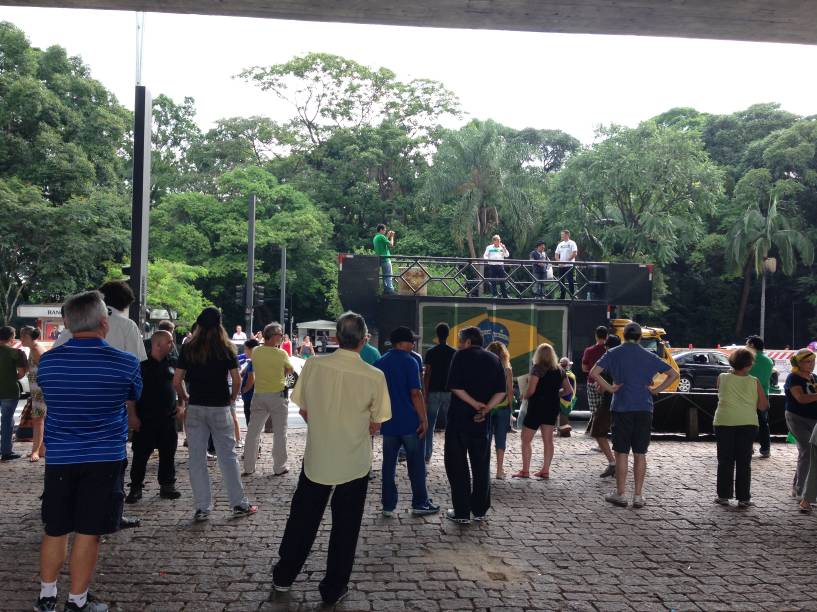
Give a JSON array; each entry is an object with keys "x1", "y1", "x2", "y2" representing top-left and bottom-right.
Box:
[{"x1": 482, "y1": 234, "x2": 510, "y2": 298}]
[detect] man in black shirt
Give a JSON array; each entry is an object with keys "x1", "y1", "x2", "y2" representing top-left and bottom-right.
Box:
[
  {"x1": 444, "y1": 326, "x2": 507, "y2": 524},
  {"x1": 126, "y1": 331, "x2": 181, "y2": 503},
  {"x1": 423, "y1": 323, "x2": 456, "y2": 448}
]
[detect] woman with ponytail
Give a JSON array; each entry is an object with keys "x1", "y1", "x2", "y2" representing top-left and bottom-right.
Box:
[
  {"x1": 784, "y1": 349, "x2": 817, "y2": 500},
  {"x1": 20, "y1": 326, "x2": 45, "y2": 461}
]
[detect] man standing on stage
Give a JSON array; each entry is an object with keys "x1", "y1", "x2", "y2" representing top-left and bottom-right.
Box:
[
  {"x1": 554, "y1": 230, "x2": 578, "y2": 300},
  {"x1": 373, "y1": 224, "x2": 396, "y2": 295}
]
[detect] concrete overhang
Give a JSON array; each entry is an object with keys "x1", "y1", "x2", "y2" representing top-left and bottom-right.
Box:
[{"x1": 3, "y1": 1, "x2": 817, "y2": 45}]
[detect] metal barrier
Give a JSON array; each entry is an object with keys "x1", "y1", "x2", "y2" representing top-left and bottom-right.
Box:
[{"x1": 384, "y1": 255, "x2": 610, "y2": 301}]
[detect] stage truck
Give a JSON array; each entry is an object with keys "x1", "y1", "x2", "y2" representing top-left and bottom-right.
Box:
[{"x1": 337, "y1": 253, "x2": 787, "y2": 439}]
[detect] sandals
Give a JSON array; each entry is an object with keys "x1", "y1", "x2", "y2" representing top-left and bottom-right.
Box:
[
  {"x1": 534, "y1": 470, "x2": 550, "y2": 480},
  {"x1": 511, "y1": 470, "x2": 530, "y2": 479},
  {"x1": 799, "y1": 501, "x2": 813, "y2": 514}
]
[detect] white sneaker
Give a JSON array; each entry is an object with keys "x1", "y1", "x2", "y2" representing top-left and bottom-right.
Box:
[
  {"x1": 381, "y1": 509, "x2": 395, "y2": 518},
  {"x1": 604, "y1": 492, "x2": 628, "y2": 507},
  {"x1": 632, "y1": 495, "x2": 646, "y2": 508}
]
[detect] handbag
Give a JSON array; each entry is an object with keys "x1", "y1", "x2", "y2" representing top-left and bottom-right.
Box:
[{"x1": 15, "y1": 397, "x2": 33, "y2": 442}]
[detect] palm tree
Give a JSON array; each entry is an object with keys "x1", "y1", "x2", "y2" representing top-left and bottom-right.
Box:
[
  {"x1": 419, "y1": 119, "x2": 537, "y2": 258},
  {"x1": 727, "y1": 194, "x2": 813, "y2": 337}
]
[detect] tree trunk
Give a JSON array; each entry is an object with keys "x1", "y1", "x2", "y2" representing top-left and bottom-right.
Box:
[
  {"x1": 760, "y1": 270, "x2": 767, "y2": 339},
  {"x1": 466, "y1": 230, "x2": 477, "y2": 259},
  {"x1": 734, "y1": 258, "x2": 753, "y2": 337}
]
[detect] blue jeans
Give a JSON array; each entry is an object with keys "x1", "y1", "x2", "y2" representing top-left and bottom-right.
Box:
[
  {"x1": 425, "y1": 392, "x2": 451, "y2": 459},
  {"x1": 381, "y1": 433, "x2": 428, "y2": 510},
  {"x1": 380, "y1": 257, "x2": 394, "y2": 293},
  {"x1": 489, "y1": 407, "x2": 511, "y2": 450},
  {"x1": 0, "y1": 398, "x2": 17, "y2": 456}
]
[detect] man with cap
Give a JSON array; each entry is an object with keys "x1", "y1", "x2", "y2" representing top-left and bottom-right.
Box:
[
  {"x1": 374, "y1": 327, "x2": 438, "y2": 516},
  {"x1": 529, "y1": 240, "x2": 550, "y2": 299},
  {"x1": 590, "y1": 322, "x2": 678, "y2": 508}
]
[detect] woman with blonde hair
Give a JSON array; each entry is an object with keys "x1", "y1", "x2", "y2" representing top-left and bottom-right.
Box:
[
  {"x1": 513, "y1": 343, "x2": 572, "y2": 479},
  {"x1": 485, "y1": 341, "x2": 513, "y2": 479},
  {"x1": 173, "y1": 307, "x2": 257, "y2": 521},
  {"x1": 20, "y1": 326, "x2": 46, "y2": 461},
  {"x1": 784, "y1": 348, "x2": 817, "y2": 499}
]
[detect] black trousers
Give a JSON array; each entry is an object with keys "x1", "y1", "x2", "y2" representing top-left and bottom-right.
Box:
[
  {"x1": 756, "y1": 409, "x2": 770, "y2": 454},
  {"x1": 715, "y1": 425, "x2": 758, "y2": 501},
  {"x1": 444, "y1": 428, "x2": 491, "y2": 519},
  {"x1": 273, "y1": 469, "x2": 368, "y2": 601},
  {"x1": 559, "y1": 265, "x2": 574, "y2": 299},
  {"x1": 130, "y1": 416, "x2": 178, "y2": 488},
  {"x1": 484, "y1": 265, "x2": 508, "y2": 298}
]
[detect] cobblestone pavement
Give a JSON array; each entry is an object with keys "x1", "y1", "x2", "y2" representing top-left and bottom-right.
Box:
[{"x1": 2, "y1": 428, "x2": 816, "y2": 612}]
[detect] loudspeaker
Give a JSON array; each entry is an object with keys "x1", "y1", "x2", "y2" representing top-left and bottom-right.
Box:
[
  {"x1": 338, "y1": 254, "x2": 380, "y2": 325},
  {"x1": 606, "y1": 263, "x2": 653, "y2": 306}
]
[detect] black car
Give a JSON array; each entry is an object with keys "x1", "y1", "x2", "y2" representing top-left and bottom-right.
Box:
[{"x1": 673, "y1": 350, "x2": 732, "y2": 392}]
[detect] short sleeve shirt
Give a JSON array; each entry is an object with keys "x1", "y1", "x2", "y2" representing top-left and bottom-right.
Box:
[
  {"x1": 446, "y1": 347, "x2": 507, "y2": 435},
  {"x1": 785, "y1": 373, "x2": 817, "y2": 419},
  {"x1": 177, "y1": 346, "x2": 239, "y2": 406},
  {"x1": 425, "y1": 343, "x2": 456, "y2": 392},
  {"x1": 291, "y1": 349, "x2": 391, "y2": 485},
  {"x1": 241, "y1": 361, "x2": 254, "y2": 403},
  {"x1": 252, "y1": 345, "x2": 293, "y2": 393},
  {"x1": 582, "y1": 344, "x2": 606, "y2": 379},
  {"x1": 748, "y1": 352, "x2": 774, "y2": 397},
  {"x1": 360, "y1": 342, "x2": 382, "y2": 365},
  {"x1": 0, "y1": 344, "x2": 25, "y2": 400},
  {"x1": 529, "y1": 365, "x2": 566, "y2": 412},
  {"x1": 373, "y1": 233, "x2": 391, "y2": 256},
  {"x1": 375, "y1": 350, "x2": 422, "y2": 436},
  {"x1": 555, "y1": 240, "x2": 578, "y2": 262},
  {"x1": 596, "y1": 342, "x2": 671, "y2": 412},
  {"x1": 529, "y1": 250, "x2": 548, "y2": 271}
]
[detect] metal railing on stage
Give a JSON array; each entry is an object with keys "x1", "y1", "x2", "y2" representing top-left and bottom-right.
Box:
[{"x1": 383, "y1": 255, "x2": 611, "y2": 301}]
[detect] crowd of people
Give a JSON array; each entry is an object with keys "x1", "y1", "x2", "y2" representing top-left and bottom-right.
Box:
[{"x1": 0, "y1": 277, "x2": 814, "y2": 610}]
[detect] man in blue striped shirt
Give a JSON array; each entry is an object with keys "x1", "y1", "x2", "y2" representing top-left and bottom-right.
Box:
[{"x1": 35, "y1": 291, "x2": 143, "y2": 612}]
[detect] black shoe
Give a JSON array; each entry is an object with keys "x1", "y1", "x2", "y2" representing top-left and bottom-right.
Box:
[
  {"x1": 125, "y1": 486, "x2": 142, "y2": 504},
  {"x1": 321, "y1": 586, "x2": 349, "y2": 606},
  {"x1": 34, "y1": 595, "x2": 57, "y2": 611},
  {"x1": 159, "y1": 486, "x2": 181, "y2": 500},
  {"x1": 1, "y1": 452, "x2": 21, "y2": 461},
  {"x1": 759, "y1": 450, "x2": 771, "y2": 459},
  {"x1": 599, "y1": 464, "x2": 615, "y2": 478},
  {"x1": 64, "y1": 594, "x2": 108, "y2": 611},
  {"x1": 118, "y1": 515, "x2": 140, "y2": 529}
]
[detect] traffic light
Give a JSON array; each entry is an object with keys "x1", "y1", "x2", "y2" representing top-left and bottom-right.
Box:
[
  {"x1": 283, "y1": 307, "x2": 289, "y2": 324},
  {"x1": 254, "y1": 284, "x2": 265, "y2": 304},
  {"x1": 235, "y1": 284, "x2": 244, "y2": 305}
]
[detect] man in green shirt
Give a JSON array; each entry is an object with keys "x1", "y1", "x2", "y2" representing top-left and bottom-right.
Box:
[
  {"x1": 373, "y1": 224, "x2": 396, "y2": 295},
  {"x1": 0, "y1": 326, "x2": 28, "y2": 461},
  {"x1": 360, "y1": 334, "x2": 382, "y2": 366},
  {"x1": 747, "y1": 335, "x2": 774, "y2": 458}
]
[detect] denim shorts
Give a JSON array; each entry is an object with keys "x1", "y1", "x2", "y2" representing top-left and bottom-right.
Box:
[{"x1": 611, "y1": 411, "x2": 652, "y2": 454}]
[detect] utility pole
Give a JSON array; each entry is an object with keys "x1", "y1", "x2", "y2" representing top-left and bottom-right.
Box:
[
  {"x1": 245, "y1": 194, "x2": 256, "y2": 334},
  {"x1": 279, "y1": 245, "x2": 287, "y2": 326}
]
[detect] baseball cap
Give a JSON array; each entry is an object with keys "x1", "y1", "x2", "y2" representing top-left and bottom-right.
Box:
[
  {"x1": 389, "y1": 326, "x2": 418, "y2": 345},
  {"x1": 535, "y1": 239, "x2": 546, "y2": 247}
]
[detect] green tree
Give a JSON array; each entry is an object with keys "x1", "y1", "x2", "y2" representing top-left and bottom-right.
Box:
[
  {"x1": 150, "y1": 94, "x2": 202, "y2": 200},
  {"x1": 0, "y1": 178, "x2": 129, "y2": 324},
  {"x1": 419, "y1": 119, "x2": 541, "y2": 258},
  {"x1": 726, "y1": 171, "x2": 814, "y2": 336}
]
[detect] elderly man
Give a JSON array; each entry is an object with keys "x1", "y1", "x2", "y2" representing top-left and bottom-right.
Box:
[
  {"x1": 444, "y1": 326, "x2": 507, "y2": 524},
  {"x1": 243, "y1": 322, "x2": 293, "y2": 476},
  {"x1": 126, "y1": 331, "x2": 181, "y2": 504},
  {"x1": 271, "y1": 312, "x2": 391, "y2": 606},
  {"x1": 0, "y1": 326, "x2": 27, "y2": 461},
  {"x1": 35, "y1": 291, "x2": 142, "y2": 612}
]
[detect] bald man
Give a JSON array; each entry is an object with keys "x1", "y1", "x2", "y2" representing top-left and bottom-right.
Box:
[{"x1": 126, "y1": 331, "x2": 182, "y2": 503}]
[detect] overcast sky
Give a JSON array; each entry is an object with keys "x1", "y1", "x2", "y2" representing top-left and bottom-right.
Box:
[{"x1": 4, "y1": 6, "x2": 817, "y2": 143}]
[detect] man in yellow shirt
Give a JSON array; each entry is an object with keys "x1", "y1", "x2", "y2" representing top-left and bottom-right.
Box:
[
  {"x1": 271, "y1": 312, "x2": 391, "y2": 606},
  {"x1": 242, "y1": 322, "x2": 293, "y2": 476}
]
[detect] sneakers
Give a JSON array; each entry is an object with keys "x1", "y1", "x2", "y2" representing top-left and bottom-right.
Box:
[
  {"x1": 411, "y1": 500, "x2": 440, "y2": 516},
  {"x1": 125, "y1": 486, "x2": 142, "y2": 504},
  {"x1": 159, "y1": 485, "x2": 181, "y2": 500},
  {"x1": 232, "y1": 504, "x2": 258, "y2": 518},
  {"x1": 604, "y1": 492, "x2": 628, "y2": 507},
  {"x1": 445, "y1": 509, "x2": 471, "y2": 524},
  {"x1": 322, "y1": 586, "x2": 349, "y2": 606},
  {"x1": 193, "y1": 509, "x2": 210, "y2": 522},
  {"x1": 632, "y1": 495, "x2": 646, "y2": 508},
  {"x1": 471, "y1": 513, "x2": 488, "y2": 522},
  {"x1": 1, "y1": 452, "x2": 21, "y2": 461},
  {"x1": 381, "y1": 509, "x2": 395, "y2": 518},
  {"x1": 599, "y1": 464, "x2": 615, "y2": 478},
  {"x1": 64, "y1": 594, "x2": 108, "y2": 612},
  {"x1": 759, "y1": 450, "x2": 771, "y2": 459},
  {"x1": 33, "y1": 596, "x2": 57, "y2": 611},
  {"x1": 714, "y1": 497, "x2": 730, "y2": 505},
  {"x1": 271, "y1": 579, "x2": 291, "y2": 593},
  {"x1": 738, "y1": 500, "x2": 755, "y2": 508}
]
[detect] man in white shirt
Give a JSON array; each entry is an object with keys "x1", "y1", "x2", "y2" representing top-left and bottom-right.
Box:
[
  {"x1": 232, "y1": 325, "x2": 247, "y2": 341},
  {"x1": 554, "y1": 229, "x2": 578, "y2": 300},
  {"x1": 482, "y1": 234, "x2": 510, "y2": 298}
]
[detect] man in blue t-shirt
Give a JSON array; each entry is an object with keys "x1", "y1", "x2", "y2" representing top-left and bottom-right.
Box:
[
  {"x1": 35, "y1": 290, "x2": 143, "y2": 612},
  {"x1": 375, "y1": 327, "x2": 438, "y2": 516},
  {"x1": 590, "y1": 322, "x2": 678, "y2": 509}
]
